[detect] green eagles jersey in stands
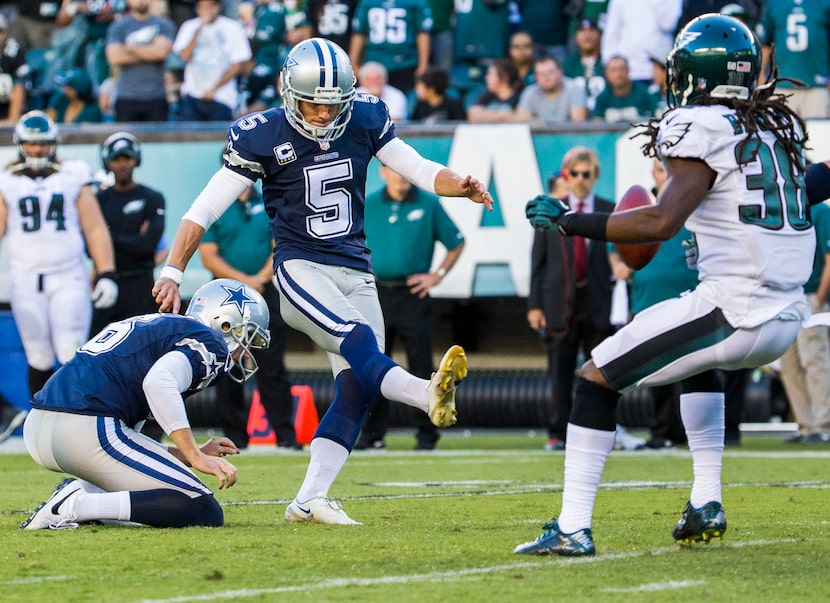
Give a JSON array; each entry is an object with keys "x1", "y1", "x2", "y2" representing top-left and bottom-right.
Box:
[
  {"x1": 352, "y1": 0, "x2": 433, "y2": 71},
  {"x1": 454, "y1": 0, "x2": 511, "y2": 61},
  {"x1": 757, "y1": 0, "x2": 830, "y2": 89}
]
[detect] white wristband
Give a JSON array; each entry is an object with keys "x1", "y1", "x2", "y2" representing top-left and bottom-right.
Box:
[
  {"x1": 436, "y1": 267, "x2": 447, "y2": 278},
  {"x1": 160, "y1": 265, "x2": 183, "y2": 286}
]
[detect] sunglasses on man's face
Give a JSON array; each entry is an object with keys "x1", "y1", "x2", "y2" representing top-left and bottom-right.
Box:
[{"x1": 569, "y1": 170, "x2": 593, "y2": 179}]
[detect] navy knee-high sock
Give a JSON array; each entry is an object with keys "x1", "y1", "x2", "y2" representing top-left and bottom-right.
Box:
[
  {"x1": 339, "y1": 323, "x2": 397, "y2": 396},
  {"x1": 129, "y1": 490, "x2": 223, "y2": 527},
  {"x1": 315, "y1": 369, "x2": 375, "y2": 450}
]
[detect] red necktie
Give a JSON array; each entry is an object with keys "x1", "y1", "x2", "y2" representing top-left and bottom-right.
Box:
[{"x1": 573, "y1": 201, "x2": 588, "y2": 283}]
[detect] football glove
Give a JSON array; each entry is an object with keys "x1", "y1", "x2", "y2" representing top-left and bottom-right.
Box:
[
  {"x1": 92, "y1": 273, "x2": 118, "y2": 309},
  {"x1": 525, "y1": 194, "x2": 572, "y2": 230}
]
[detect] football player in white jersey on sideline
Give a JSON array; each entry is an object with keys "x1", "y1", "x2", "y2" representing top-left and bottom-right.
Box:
[
  {"x1": 518, "y1": 13, "x2": 817, "y2": 556},
  {"x1": 21, "y1": 279, "x2": 269, "y2": 530},
  {"x1": 0, "y1": 111, "x2": 118, "y2": 400},
  {"x1": 154, "y1": 37, "x2": 493, "y2": 525}
]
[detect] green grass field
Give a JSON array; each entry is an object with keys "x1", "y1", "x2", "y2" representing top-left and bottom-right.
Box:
[{"x1": 3, "y1": 431, "x2": 830, "y2": 602}]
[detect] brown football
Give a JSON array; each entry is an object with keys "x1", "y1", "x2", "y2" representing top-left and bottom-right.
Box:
[{"x1": 613, "y1": 185, "x2": 661, "y2": 270}]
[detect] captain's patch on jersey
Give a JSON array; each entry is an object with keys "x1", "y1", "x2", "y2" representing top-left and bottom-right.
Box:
[{"x1": 274, "y1": 142, "x2": 297, "y2": 165}]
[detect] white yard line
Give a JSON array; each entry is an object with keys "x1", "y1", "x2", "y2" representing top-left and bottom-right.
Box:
[
  {"x1": 220, "y1": 478, "x2": 830, "y2": 507},
  {"x1": 3, "y1": 575, "x2": 72, "y2": 585},
  {"x1": 131, "y1": 539, "x2": 796, "y2": 603}
]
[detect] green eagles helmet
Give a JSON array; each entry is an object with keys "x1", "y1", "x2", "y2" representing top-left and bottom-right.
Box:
[
  {"x1": 668, "y1": 13, "x2": 761, "y2": 108},
  {"x1": 13, "y1": 110, "x2": 59, "y2": 171}
]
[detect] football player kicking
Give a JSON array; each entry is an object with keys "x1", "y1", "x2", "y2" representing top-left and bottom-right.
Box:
[
  {"x1": 517, "y1": 13, "x2": 820, "y2": 555},
  {"x1": 20, "y1": 279, "x2": 269, "y2": 530},
  {"x1": 153, "y1": 38, "x2": 493, "y2": 525}
]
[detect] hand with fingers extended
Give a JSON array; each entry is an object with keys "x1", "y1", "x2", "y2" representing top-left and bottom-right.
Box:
[
  {"x1": 192, "y1": 454, "x2": 238, "y2": 489},
  {"x1": 525, "y1": 194, "x2": 573, "y2": 231},
  {"x1": 200, "y1": 436, "x2": 241, "y2": 458}
]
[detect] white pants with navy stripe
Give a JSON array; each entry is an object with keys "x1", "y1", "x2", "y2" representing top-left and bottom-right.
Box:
[
  {"x1": 276, "y1": 259, "x2": 386, "y2": 377},
  {"x1": 23, "y1": 409, "x2": 212, "y2": 498}
]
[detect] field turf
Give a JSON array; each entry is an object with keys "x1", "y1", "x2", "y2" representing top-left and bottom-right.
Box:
[{"x1": 3, "y1": 431, "x2": 829, "y2": 602}]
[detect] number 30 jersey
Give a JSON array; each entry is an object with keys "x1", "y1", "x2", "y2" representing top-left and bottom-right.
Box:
[
  {"x1": 0, "y1": 160, "x2": 92, "y2": 273},
  {"x1": 656, "y1": 105, "x2": 815, "y2": 328},
  {"x1": 223, "y1": 95, "x2": 397, "y2": 274}
]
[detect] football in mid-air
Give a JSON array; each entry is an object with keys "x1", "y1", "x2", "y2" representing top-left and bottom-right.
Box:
[{"x1": 613, "y1": 185, "x2": 661, "y2": 270}]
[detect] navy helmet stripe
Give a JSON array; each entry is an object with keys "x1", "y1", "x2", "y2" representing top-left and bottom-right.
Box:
[
  {"x1": 311, "y1": 38, "x2": 326, "y2": 88},
  {"x1": 328, "y1": 41, "x2": 339, "y2": 88},
  {"x1": 310, "y1": 38, "x2": 339, "y2": 90}
]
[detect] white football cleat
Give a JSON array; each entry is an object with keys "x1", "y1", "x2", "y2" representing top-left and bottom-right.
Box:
[
  {"x1": 427, "y1": 344, "x2": 467, "y2": 428},
  {"x1": 21, "y1": 478, "x2": 83, "y2": 530},
  {"x1": 285, "y1": 495, "x2": 362, "y2": 525},
  {"x1": 614, "y1": 424, "x2": 646, "y2": 451}
]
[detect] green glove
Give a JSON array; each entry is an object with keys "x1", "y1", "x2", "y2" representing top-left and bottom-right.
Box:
[{"x1": 525, "y1": 195, "x2": 572, "y2": 230}]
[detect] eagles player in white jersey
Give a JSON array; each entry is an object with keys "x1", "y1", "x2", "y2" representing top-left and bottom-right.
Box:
[
  {"x1": 21, "y1": 279, "x2": 269, "y2": 530},
  {"x1": 0, "y1": 111, "x2": 118, "y2": 399},
  {"x1": 518, "y1": 13, "x2": 816, "y2": 556},
  {"x1": 153, "y1": 38, "x2": 493, "y2": 525}
]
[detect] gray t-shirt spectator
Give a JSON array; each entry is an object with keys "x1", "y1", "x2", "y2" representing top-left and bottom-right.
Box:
[
  {"x1": 107, "y1": 14, "x2": 176, "y2": 101},
  {"x1": 517, "y1": 77, "x2": 586, "y2": 123}
]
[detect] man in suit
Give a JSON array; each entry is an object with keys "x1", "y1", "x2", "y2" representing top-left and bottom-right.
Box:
[{"x1": 527, "y1": 146, "x2": 615, "y2": 451}]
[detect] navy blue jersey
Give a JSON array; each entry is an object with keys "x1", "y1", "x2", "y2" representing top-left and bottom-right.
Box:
[
  {"x1": 31, "y1": 314, "x2": 230, "y2": 428},
  {"x1": 225, "y1": 95, "x2": 397, "y2": 273}
]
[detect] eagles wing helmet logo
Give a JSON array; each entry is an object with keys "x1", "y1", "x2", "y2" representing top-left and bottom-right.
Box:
[
  {"x1": 674, "y1": 29, "x2": 702, "y2": 49},
  {"x1": 220, "y1": 283, "x2": 256, "y2": 314}
]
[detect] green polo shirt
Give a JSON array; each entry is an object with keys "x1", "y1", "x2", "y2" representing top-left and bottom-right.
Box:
[
  {"x1": 202, "y1": 188, "x2": 273, "y2": 275},
  {"x1": 593, "y1": 82, "x2": 656, "y2": 122},
  {"x1": 364, "y1": 185, "x2": 463, "y2": 281},
  {"x1": 806, "y1": 201, "x2": 830, "y2": 294},
  {"x1": 610, "y1": 225, "x2": 699, "y2": 315}
]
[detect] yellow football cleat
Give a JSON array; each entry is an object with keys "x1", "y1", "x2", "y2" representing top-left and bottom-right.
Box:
[{"x1": 427, "y1": 345, "x2": 467, "y2": 427}]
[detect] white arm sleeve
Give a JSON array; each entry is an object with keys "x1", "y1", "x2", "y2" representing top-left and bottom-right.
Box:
[
  {"x1": 181, "y1": 166, "x2": 253, "y2": 230},
  {"x1": 375, "y1": 138, "x2": 444, "y2": 194},
  {"x1": 142, "y1": 351, "x2": 195, "y2": 435}
]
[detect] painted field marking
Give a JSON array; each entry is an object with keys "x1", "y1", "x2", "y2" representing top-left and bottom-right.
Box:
[
  {"x1": 220, "y1": 478, "x2": 830, "y2": 507},
  {"x1": 603, "y1": 579, "x2": 706, "y2": 593},
  {"x1": 3, "y1": 575, "x2": 72, "y2": 585},
  {"x1": 131, "y1": 539, "x2": 796, "y2": 603}
]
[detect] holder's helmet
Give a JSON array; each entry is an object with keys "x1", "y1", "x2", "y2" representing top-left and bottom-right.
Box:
[{"x1": 186, "y1": 279, "x2": 271, "y2": 383}]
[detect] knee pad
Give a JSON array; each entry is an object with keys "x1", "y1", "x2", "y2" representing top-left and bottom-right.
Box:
[
  {"x1": 569, "y1": 377, "x2": 620, "y2": 432},
  {"x1": 681, "y1": 370, "x2": 723, "y2": 394}
]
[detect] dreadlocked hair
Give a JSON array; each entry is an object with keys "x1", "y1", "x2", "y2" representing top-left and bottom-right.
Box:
[{"x1": 635, "y1": 62, "x2": 809, "y2": 180}]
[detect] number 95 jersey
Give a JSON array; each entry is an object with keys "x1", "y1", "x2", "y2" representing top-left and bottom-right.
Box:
[
  {"x1": 0, "y1": 160, "x2": 93, "y2": 273},
  {"x1": 223, "y1": 95, "x2": 397, "y2": 274}
]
